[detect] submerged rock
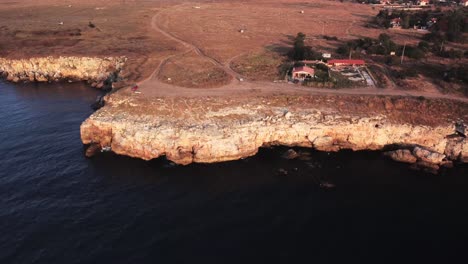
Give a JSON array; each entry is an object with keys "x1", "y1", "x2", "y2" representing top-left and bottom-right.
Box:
[
  {"x1": 413, "y1": 146, "x2": 446, "y2": 165},
  {"x1": 277, "y1": 168, "x2": 288, "y2": 176},
  {"x1": 384, "y1": 149, "x2": 417, "y2": 164},
  {"x1": 85, "y1": 144, "x2": 101, "y2": 158},
  {"x1": 319, "y1": 182, "x2": 336, "y2": 189},
  {"x1": 282, "y1": 149, "x2": 299, "y2": 160},
  {"x1": 411, "y1": 161, "x2": 440, "y2": 175}
]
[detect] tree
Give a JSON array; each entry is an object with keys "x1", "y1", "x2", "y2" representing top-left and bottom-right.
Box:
[
  {"x1": 291, "y1": 32, "x2": 306, "y2": 60},
  {"x1": 290, "y1": 32, "x2": 319, "y2": 61},
  {"x1": 446, "y1": 10, "x2": 464, "y2": 42},
  {"x1": 378, "y1": 33, "x2": 397, "y2": 54},
  {"x1": 401, "y1": 13, "x2": 410, "y2": 29},
  {"x1": 418, "y1": 41, "x2": 430, "y2": 52},
  {"x1": 405, "y1": 47, "x2": 425, "y2": 60}
]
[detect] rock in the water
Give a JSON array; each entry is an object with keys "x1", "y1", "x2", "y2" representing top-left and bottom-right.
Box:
[
  {"x1": 282, "y1": 149, "x2": 299, "y2": 160},
  {"x1": 85, "y1": 144, "x2": 101, "y2": 158},
  {"x1": 319, "y1": 182, "x2": 336, "y2": 189},
  {"x1": 411, "y1": 160, "x2": 440, "y2": 174},
  {"x1": 440, "y1": 160, "x2": 454, "y2": 168},
  {"x1": 461, "y1": 141, "x2": 468, "y2": 163},
  {"x1": 444, "y1": 138, "x2": 464, "y2": 161},
  {"x1": 413, "y1": 146, "x2": 445, "y2": 164},
  {"x1": 297, "y1": 151, "x2": 312, "y2": 161},
  {"x1": 384, "y1": 149, "x2": 417, "y2": 163},
  {"x1": 278, "y1": 168, "x2": 288, "y2": 175}
]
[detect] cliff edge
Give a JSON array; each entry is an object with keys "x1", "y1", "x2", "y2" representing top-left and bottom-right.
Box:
[
  {"x1": 81, "y1": 92, "x2": 468, "y2": 168},
  {"x1": 0, "y1": 56, "x2": 126, "y2": 87}
]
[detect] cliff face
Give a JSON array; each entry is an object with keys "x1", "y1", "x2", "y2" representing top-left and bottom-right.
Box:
[
  {"x1": 0, "y1": 56, "x2": 126, "y2": 87},
  {"x1": 80, "y1": 93, "x2": 468, "y2": 166}
]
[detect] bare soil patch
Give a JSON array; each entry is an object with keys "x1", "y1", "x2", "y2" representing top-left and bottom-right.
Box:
[
  {"x1": 230, "y1": 51, "x2": 286, "y2": 81},
  {"x1": 159, "y1": 52, "x2": 231, "y2": 88}
]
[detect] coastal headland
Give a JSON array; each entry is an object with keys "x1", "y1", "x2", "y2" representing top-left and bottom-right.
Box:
[{"x1": 1, "y1": 0, "x2": 467, "y2": 171}]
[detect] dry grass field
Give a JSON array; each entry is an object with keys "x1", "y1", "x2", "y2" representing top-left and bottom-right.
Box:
[
  {"x1": 0, "y1": 0, "x2": 466, "y2": 95},
  {"x1": 157, "y1": 1, "x2": 378, "y2": 63},
  {"x1": 158, "y1": 51, "x2": 231, "y2": 88},
  {"x1": 230, "y1": 50, "x2": 286, "y2": 81},
  {"x1": 0, "y1": 0, "x2": 184, "y2": 83}
]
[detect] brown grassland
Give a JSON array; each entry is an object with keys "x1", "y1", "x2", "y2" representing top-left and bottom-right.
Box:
[{"x1": 0, "y1": 0, "x2": 467, "y2": 98}]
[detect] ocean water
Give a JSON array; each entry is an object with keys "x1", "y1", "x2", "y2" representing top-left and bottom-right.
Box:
[{"x1": 0, "y1": 80, "x2": 467, "y2": 264}]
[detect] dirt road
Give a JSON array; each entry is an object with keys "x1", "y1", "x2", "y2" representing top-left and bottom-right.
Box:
[{"x1": 149, "y1": 6, "x2": 243, "y2": 81}]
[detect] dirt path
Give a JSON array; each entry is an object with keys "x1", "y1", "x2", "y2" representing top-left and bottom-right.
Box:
[
  {"x1": 149, "y1": 7, "x2": 242, "y2": 81},
  {"x1": 345, "y1": 19, "x2": 356, "y2": 37}
]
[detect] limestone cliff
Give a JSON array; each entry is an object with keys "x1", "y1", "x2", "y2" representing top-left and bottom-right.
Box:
[
  {"x1": 80, "y1": 93, "x2": 468, "y2": 167},
  {"x1": 0, "y1": 56, "x2": 126, "y2": 87}
]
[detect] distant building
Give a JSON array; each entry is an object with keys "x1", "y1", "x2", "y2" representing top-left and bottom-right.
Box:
[
  {"x1": 327, "y1": 59, "x2": 365, "y2": 67},
  {"x1": 322, "y1": 53, "x2": 332, "y2": 59},
  {"x1": 292, "y1": 66, "x2": 315, "y2": 80},
  {"x1": 418, "y1": 0, "x2": 428, "y2": 6},
  {"x1": 390, "y1": 17, "x2": 401, "y2": 28}
]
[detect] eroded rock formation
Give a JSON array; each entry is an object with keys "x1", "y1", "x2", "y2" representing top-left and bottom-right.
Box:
[
  {"x1": 0, "y1": 56, "x2": 126, "y2": 87},
  {"x1": 81, "y1": 94, "x2": 468, "y2": 168}
]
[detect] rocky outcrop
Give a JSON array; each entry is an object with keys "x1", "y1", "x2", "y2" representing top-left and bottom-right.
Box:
[
  {"x1": 384, "y1": 146, "x2": 457, "y2": 173},
  {"x1": 413, "y1": 146, "x2": 446, "y2": 164},
  {"x1": 384, "y1": 149, "x2": 417, "y2": 164},
  {"x1": 80, "y1": 94, "x2": 468, "y2": 167},
  {"x1": 281, "y1": 149, "x2": 300, "y2": 160},
  {"x1": 0, "y1": 56, "x2": 126, "y2": 87}
]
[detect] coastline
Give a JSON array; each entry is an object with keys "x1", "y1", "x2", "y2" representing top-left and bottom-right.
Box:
[
  {"x1": 1, "y1": 55, "x2": 466, "y2": 172},
  {"x1": 0, "y1": 56, "x2": 126, "y2": 88},
  {"x1": 80, "y1": 92, "x2": 468, "y2": 172}
]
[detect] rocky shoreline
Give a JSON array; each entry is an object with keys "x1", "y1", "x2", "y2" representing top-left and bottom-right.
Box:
[
  {"x1": 1, "y1": 56, "x2": 466, "y2": 172},
  {"x1": 0, "y1": 56, "x2": 126, "y2": 88},
  {"x1": 80, "y1": 93, "x2": 468, "y2": 172}
]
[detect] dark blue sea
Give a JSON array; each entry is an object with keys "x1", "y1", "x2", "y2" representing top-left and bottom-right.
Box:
[{"x1": 0, "y1": 80, "x2": 467, "y2": 264}]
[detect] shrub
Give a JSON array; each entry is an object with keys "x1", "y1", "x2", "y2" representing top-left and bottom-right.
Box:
[
  {"x1": 447, "y1": 49, "x2": 464, "y2": 59},
  {"x1": 418, "y1": 41, "x2": 430, "y2": 52},
  {"x1": 392, "y1": 68, "x2": 418, "y2": 79},
  {"x1": 405, "y1": 47, "x2": 425, "y2": 60},
  {"x1": 323, "y1": 35, "x2": 338, "y2": 41},
  {"x1": 385, "y1": 55, "x2": 400, "y2": 65},
  {"x1": 337, "y1": 46, "x2": 348, "y2": 55},
  {"x1": 289, "y1": 32, "x2": 320, "y2": 61}
]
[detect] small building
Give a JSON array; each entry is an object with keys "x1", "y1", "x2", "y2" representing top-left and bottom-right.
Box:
[
  {"x1": 418, "y1": 0, "x2": 428, "y2": 6},
  {"x1": 390, "y1": 17, "x2": 401, "y2": 28},
  {"x1": 327, "y1": 59, "x2": 365, "y2": 67},
  {"x1": 292, "y1": 66, "x2": 315, "y2": 80},
  {"x1": 426, "y1": 17, "x2": 437, "y2": 28},
  {"x1": 322, "y1": 53, "x2": 332, "y2": 59}
]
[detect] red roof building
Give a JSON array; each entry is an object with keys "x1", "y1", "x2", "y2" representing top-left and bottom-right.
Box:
[
  {"x1": 390, "y1": 17, "x2": 402, "y2": 28},
  {"x1": 292, "y1": 66, "x2": 315, "y2": 80},
  {"x1": 419, "y1": 0, "x2": 428, "y2": 6},
  {"x1": 327, "y1": 59, "x2": 365, "y2": 66}
]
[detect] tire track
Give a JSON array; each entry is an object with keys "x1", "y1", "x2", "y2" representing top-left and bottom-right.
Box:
[{"x1": 150, "y1": 7, "x2": 243, "y2": 81}]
